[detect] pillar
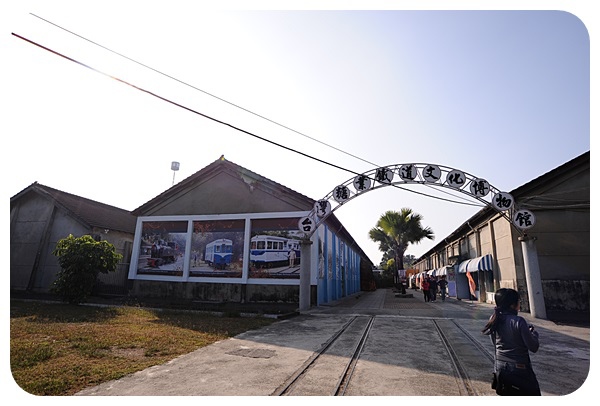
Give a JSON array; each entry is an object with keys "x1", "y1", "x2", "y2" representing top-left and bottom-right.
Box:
[
  {"x1": 299, "y1": 239, "x2": 313, "y2": 312},
  {"x1": 519, "y1": 235, "x2": 547, "y2": 319}
]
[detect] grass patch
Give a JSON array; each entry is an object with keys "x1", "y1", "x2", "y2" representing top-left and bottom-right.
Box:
[{"x1": 10, "y1": 299, "x2": 275, "y2": 396}]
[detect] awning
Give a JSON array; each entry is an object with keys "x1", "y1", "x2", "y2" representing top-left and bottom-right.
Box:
[
  {"x1": 436, "y1": 266, "x2": 449, "y2": 276},
  {"x1": 427, "y1": 269, "x2": 435, "y2": 276},
  {"x1": 457, "y1": 254, "x2": 494, "y2": 273}
]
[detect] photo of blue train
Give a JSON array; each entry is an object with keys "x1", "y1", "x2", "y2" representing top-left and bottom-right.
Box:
[{"x1": 204, "y1": 238, "x2": 233, "y2": 269}]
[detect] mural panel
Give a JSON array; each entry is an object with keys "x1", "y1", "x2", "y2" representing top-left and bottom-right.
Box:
[
  {"x1": 137, "y1": 221, "x2": 188, "y2": 276},
  {"x1": 190, "y1": 219, "x2": 245, "y2": 278},
  {"x1": 249, "y1": 218, "x2": 303, "y2": 279}
]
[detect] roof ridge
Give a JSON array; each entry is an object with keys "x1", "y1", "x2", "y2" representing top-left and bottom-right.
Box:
[
  {"x1": 33, "y1": 182, "x2": 133, "y2": 213},
  {"x1": 132, "y1": 157, "x2": 315, "y2": 214}
]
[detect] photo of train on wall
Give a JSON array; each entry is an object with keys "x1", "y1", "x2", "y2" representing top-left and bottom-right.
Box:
[
  {"x1": 250, "y1": 235, "x2": 300, "y2": 268},
  {"x1": 148, "y1": 240, "x2": 178, "y2": 267},
  {"x1": 188, "y1": 220, "x2": 244, "y2": 278},
  {"x1": 136, "y1": 220, "x2": 188, "y2": 276},
  {"x1": 248, "y1": 234, "x2": 301, "y2": 279},
  {"x1": 204, "y1": 238, "x2": 233, "y2": 270}
]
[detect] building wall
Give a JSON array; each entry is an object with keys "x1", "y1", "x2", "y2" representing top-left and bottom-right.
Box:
[
  {"x1": 130, "y1": 166, "x2": 364, "y2": 305},
  {"x1": 413, "y1": 156, "x2": 589, "y2": 312},
  {"x1": 525, "y1": 172, "x2": 590, "y2": 311},
  {"x1": 142, "y1": 170, "x2": 308, "y2": 216},
  {"x1": 130, "y1": 280, "x2": 300, "y2": 303},
  {"x1": 10, "y1": 191, "x2": 135, "y2": 293},
  {"x1": 315, "y1": 224, "x2": 361, "y2": 305},
  {"x1": 31, "y1": 207, "x2": 89, "y2": 291},
  {"x1": 129, "y1": 212, "x2": 362, "y2": 303},
  {"x1": 479, "y1": 224, "x2": 492, "y2": 256},
  {"x1": 94, "y1": 228, "x2": 134, "y2": 295},
  {"x1": 10, "y1": 193, "x2": 55, "y2": 290},
  {"x1": 10, "y1": 193, "x2": 89, "y2": 292},
  {"x1": 492, "y1": 216, "x2": 518, "y2": 290}
]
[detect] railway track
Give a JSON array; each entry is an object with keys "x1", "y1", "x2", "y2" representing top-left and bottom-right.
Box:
[
  {"x1": 272, "y1": 315, "x2": 375, "y2": 396},
  {"x1": 433, "y1": 318, "x2": 495, "y2": 396},
  {"x1": 272, "y1": 315, "x2": 495, "y2": 396}
]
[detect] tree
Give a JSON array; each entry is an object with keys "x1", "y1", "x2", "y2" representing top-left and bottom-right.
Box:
[
  {"x1": 51, "y1": 234, "x2": 123, "y2": 304},
  {"x1": 369, "y1": 209, "x2": 434, "y2": 287},
  {"x1": 403, "y1": 254, "x2": 417, "y2": 268}
]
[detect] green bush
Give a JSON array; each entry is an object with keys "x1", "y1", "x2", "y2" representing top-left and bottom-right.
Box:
[{"x1": 51, "y1": 234, "x2": 122, "y2": 304}]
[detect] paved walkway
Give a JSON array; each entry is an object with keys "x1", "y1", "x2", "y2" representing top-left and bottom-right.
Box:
[{"x1": 74, "y1": 289, "x2": 591, "y2": 397}]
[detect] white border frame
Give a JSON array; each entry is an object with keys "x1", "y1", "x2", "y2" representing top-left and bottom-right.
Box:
[{"x1": 128, "y1": 211, "x2": 312, "y2": 285}]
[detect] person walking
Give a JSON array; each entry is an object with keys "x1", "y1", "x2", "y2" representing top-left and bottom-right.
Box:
[
  {"x1": 438, "y1": 275, "x2": 448, "y2": 301},
  {"x1": 421, "y1": 277, "x2": 430, "y2": 302},
  {"x1": 429, "y1": 276, "x2": 438, "y2": 302},
  {"x1": 482, "y1": 288, "x2": 541, "y2": 396}
]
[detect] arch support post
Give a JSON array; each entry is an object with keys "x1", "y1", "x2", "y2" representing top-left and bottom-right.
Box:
[
  {"x1": 299, "y1": 239, "x2": 313, "y2": 312},
  {"x1": 519, "y1": 235, "x2": 547, "y2": 319}
]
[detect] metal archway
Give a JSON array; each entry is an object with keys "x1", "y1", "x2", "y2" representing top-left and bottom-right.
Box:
[
  {"x1": 295, "y1": 163, "x2": 545, "y2": 319},
  {"x1": 297, "y1": 163, "x2": 535, "y2": 236}
]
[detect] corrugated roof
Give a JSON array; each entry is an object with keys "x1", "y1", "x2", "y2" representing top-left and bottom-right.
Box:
[{"x1": 11, "y1": 182, "x2": 137, "y2": 234}]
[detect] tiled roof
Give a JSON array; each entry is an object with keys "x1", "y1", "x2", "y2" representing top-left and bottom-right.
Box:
[
  {"x1": 132, "y1": 156, "x2": 373, "y2": 264},
  {"x1": 132, "y1": 156, "x2": 315, "y2": 214},
  {"x1": 11, "y1": 182, "x2": 137, "y2": 234},
  {"x1": 414, "y1": 150, "x2": 590, "y2": 261}
]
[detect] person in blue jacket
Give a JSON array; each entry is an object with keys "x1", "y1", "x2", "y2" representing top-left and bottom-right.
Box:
[{"x1": 482, "y1": 288, "x2": 541, "y2": 396}]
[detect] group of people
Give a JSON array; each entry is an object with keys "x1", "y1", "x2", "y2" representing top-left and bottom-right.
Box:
[{"x1": 419, "y1": 275, "x2": 448, "y2": 302}]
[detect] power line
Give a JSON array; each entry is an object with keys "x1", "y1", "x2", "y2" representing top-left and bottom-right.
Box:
[
  {"x1": 29, "y1": 13, "x2": 380, "y2": 168},
  {"x1": 28, "y1": 13, "x2": 482, "y2": 209},
  {"x1": 10, "y1": 33, "x2": 353, "y2": 173},
  {"x1": 12, "y1": 32, "x2": 484, "y2": 209}
]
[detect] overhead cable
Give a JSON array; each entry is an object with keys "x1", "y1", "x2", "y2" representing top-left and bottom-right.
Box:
[
  {"x1": 12, "y1": 32, "x2": 484, "y2": 208},
  {"x1": 28, "y1": 13, "x2": 481, "y2": 208},
  {"x1": 29, "y1": 12, "x2": 380, "y2": 168}
]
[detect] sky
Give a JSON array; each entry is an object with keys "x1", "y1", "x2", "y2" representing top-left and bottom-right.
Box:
[
  {"x1": 1, "y1": 0, "x2": 595, "y2": 402},
  {"x1": 2, "y1": 1, "x2": 592, "y2": 268}
]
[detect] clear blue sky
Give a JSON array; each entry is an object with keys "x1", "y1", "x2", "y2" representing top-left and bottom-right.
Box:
[{"x1": 2, "y1": 2, "x2": 592, "y2": 266}]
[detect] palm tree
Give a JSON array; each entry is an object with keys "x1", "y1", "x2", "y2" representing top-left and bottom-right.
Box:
[{"x1": 369, "y1": 209, "x2": 434, "y2": 289}]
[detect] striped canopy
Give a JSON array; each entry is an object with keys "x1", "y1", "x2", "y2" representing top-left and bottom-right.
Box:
[
  {"x1": 457, "y1": 254, "x2": 493, "y2": 273},
  {"x1": 435, "y1": 266, "x2": 449, "y2": 276}
]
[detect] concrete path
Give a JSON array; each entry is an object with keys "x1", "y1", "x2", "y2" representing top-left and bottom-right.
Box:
[{"x1": 75, "y1": 289, "x2": 591, "y2": 397}]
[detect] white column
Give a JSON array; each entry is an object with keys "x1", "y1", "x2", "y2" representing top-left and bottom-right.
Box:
[
  {"x1": 299, "y1": 240, "x2": 313, "y2": 311},
  {"x1": 519, "y1": 236, "x2": 547, "y2": 319}
]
